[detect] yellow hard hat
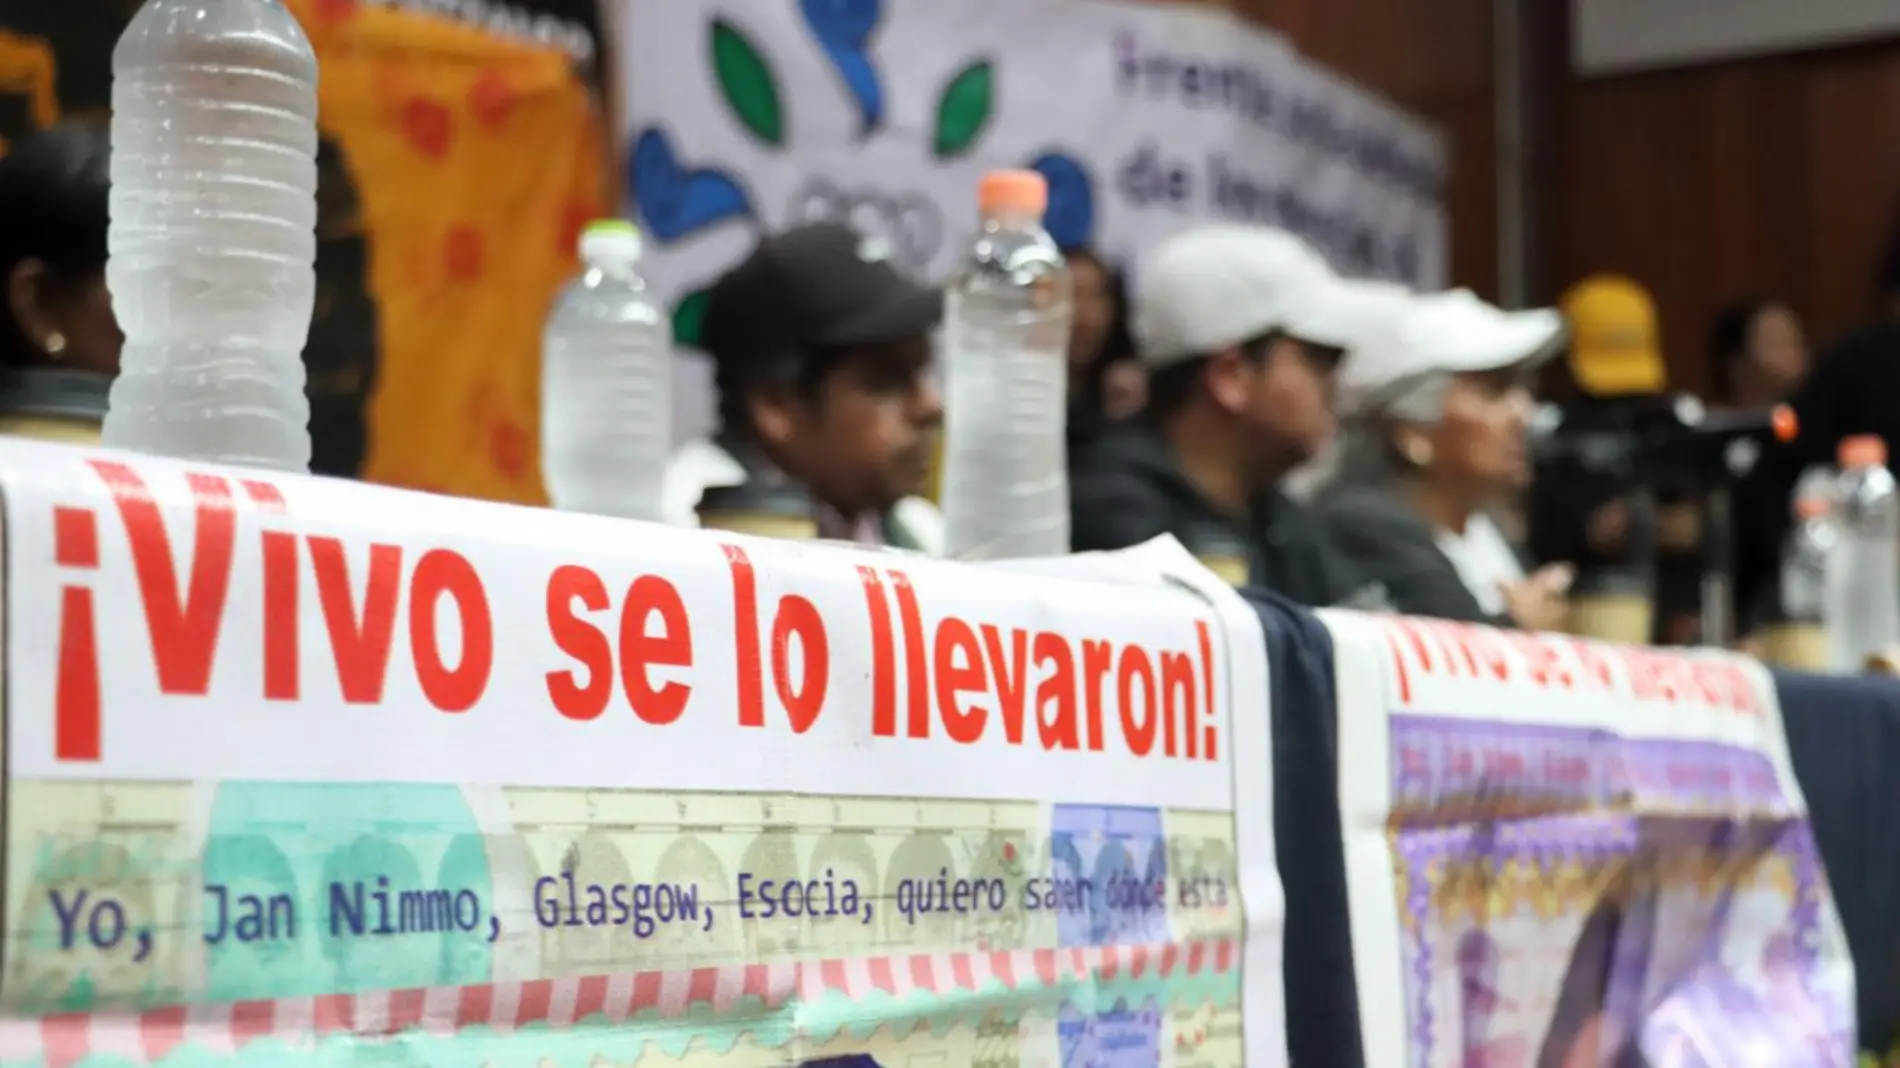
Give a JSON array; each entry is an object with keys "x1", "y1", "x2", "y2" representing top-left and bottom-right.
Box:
[{"x1": 1560, "y1": 275, "x2": 1667, "y2": 397}]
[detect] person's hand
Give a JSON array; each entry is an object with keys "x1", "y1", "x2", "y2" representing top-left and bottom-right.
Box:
[
  {"x1": 1501, "y1": 563, "x2": 1574, "y2": 632},
  {"x1": 1101, "y1": 361, "x2": 1148, "y2": 419},
  {"x1": 1586, "y1": 500, "x2": 1630, "y2": 556}
]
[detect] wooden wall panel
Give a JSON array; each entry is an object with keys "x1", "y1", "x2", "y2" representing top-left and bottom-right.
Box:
[
  {"x1": 1799, "y1": 49, "x2": 1900, "y2": 339},
  {"x1": 1538, "y1": 23, "x2": 1900, "y2": 395},
  {"x1": 1242, "y1": 0, "x2": 1500, "y2": 297},
  {"x1": 1213, "y1": 0, "x2": 1900, "y2": 405}
]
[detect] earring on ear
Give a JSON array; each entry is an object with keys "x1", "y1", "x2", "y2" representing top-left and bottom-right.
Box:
[
  {"x1": 1404, "y1": 438, "x2": 1433, "y2": 467},
  {"x1": 43, "y1": 333, "x2": 67, "y2": 360}
]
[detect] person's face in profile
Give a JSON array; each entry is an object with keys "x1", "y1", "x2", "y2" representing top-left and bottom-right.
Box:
[
  {"x1": 1418, "y1": 365, "x2": 1536, "y2": 501},
  {"x1": 769, "y1": 335, "x2": 942, "y2": 515},
  {"x1": 1740, "y1": 303, "x2": 1807, "y2": 401},
  {"x1": 1234, "y1": 336, "x2": 1340, "y2": 471}
]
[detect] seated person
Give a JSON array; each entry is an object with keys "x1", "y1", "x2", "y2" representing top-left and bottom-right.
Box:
[
  {"x1": 1533, "y1": 276, "x2": 1695, "y2": 643},
  {"x1": 663, "y1": 223, "x2": 944, "y2": 551},
  {"x1": 1316, "y1": 289, "x2": 1571, "y2": 628},
  {"x1": 0, "y1": 121, "x2": 120, "y2": 441},
  {"x1": 1063, "y1": 245, "x2": 1145, "y2": 450},
  {"x1": 1068, "y1": 224, "x2": 1377, "y2": 606},
  {"x1": 1734, "y1": 289, "x2": 1900, "y2": 629},
  {"x1": 1643, "y1": 299, "x2": 1809, "y2": 644}
]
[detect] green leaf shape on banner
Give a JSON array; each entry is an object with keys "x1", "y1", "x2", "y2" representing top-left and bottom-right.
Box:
[
  {"x1": 673, "y1": 288, "x2": 712, "y2": 348},
  {"x1": 710, "y1": 19, "x2": 784, "y2": 146},
  {"x1": 934, "y1": 59, "x2": 994, "y2": 158}
]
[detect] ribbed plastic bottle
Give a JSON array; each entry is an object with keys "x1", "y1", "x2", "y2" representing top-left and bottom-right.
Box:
[
  {"x1": 1824, "y1": 435, "x2": 1900, "y2": 671},
  {"x1": 103, "y1": 0, "x2": 319, "y2": 470},
  {"x1": 940, "y1": 170, "x2": 1073, "y2": 560},
  {"x1": 1780, "y1": 467, "x2": 1835, "y2": 628},
  {"x1": 541, "y1": 221, "x2": 671, "y2": 520}
]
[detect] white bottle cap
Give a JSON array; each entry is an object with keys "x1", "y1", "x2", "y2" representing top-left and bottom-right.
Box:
[{"x1": 579, "y1": 219, "x2": 642, "y2": 264}]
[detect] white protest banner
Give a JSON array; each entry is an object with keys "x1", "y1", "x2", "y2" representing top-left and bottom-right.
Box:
[
  {"x1": 616, "y1": 0, "x2": 1448, "y2": 442},
  {"x1": 0, "y1": 438, "x2": 1280, "y2": 1067},
  {"x1": 1321, "y1": 610, "x2": 1856, "y2": 1067}
]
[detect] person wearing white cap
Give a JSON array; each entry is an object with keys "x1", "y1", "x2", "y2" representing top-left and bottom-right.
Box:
[
  {"x1": 1282, "y1": 279, "x2": 1420, "y2": 501},
  {"x1": 1315, "y1": 288, "x2": 1572, "y2": 628},
  {"x1": 1068, "y1": 224, "x2": 1380, "y2": 606}
]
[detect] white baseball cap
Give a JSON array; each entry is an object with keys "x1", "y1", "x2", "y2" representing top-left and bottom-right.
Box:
[
  {"x1": 1132, "y1": 225, "x2": 1358, "y2": 368},
  {"x1": 1337, "y1": 288, "x2": 1566, "y2": 415},
  {"x1": 1322, "y1": 278, "x2": 1419, "y2": 358}
]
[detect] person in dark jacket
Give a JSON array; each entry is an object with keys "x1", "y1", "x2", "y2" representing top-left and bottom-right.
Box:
[
  {"x1": 1068, "y1": 224, "x2": 1380, "y2": 607},
  {"x1": 1062, "y1": 246, "x2": 1144, "y2": 450},
  {"x1": 662, "y1": 222, "x2": 945, "y2": 550},
  {"x1": 1736, "y1": 318, "x2": 1900, "y2": 626},
  {"x1": 1317, "y1": 289, "x2": 1570, "y2": 627},
  {"x1": 1736, "y1": 223, "x2": 1900, "y2": 631},
  {"x1": 0, "y1": 121, "x2": 118, "y2": 441},
  {"x1": 1644, "y1": 299, "x2": 1809, "y2": 642}
]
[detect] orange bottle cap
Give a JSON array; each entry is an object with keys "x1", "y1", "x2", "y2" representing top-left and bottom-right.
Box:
[
  {"x1": 1840, "y1": 434, "x2": 1887, "y2": 468},
  {"x1": 978, "y1": 170, "x2": 1048, "y2": 216},
  {"x1": 1771, "y1": 405, "x2": 1798, "y2": 443}
]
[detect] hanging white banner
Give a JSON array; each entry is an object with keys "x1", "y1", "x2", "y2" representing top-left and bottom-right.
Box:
[
  {"x1": 1321, "y1": 609, "x2": 1857, "y2": 1068},
  {"x1": 615, "y1": 0, "x2": 1448, "y2": 442},
  {"x1": 0, "y1": 439, "x2": 1282, "y2": 1068}
]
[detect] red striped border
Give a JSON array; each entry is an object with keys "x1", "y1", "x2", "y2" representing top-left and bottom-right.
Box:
[{"x1": 1, "y1": 938, "x2": 1237, "y2": 1065}]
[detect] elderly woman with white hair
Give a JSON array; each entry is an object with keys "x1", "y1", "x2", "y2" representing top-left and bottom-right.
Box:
[{"x1": 1316, "y1": 289, "x2": 1572, "y2": 628}]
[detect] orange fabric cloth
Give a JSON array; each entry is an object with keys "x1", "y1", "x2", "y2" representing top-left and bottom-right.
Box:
[{"x1": 289, "y1": 0, "x2": 604, "y2": 503}]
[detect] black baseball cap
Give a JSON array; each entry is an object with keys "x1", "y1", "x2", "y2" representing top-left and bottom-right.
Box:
[{"x1": 701, "y1": 222, "x2": 942, "y2": 374}]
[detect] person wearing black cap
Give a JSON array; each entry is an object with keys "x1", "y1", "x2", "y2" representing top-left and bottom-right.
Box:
[{"x1": 662, "y1": 222, "x2": 945, "y2": 550}]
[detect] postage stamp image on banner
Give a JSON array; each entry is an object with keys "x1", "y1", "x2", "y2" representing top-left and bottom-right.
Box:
[
  {"x1": 6, "y1": 782, "x2": 1242, "y2": 1066},
  {"x1": 1385, "y1": 714, "x2": 1846, "y2": 1068}
]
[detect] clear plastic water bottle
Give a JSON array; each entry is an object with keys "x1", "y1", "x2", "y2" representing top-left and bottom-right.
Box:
[
  {"x1": 940, "y1": 170, "x2": 1073, "y2": 560},
  {"x1": 103, "y1": 0, "x2": 319, "y2": 470},
  {"x1": 1825, "y1": 436, "x2": 1900, "y2": 671},
  {"x1": 1780, "y1": 471, "x2": 1834, "y2": 625},
  {"x1": 541, "y1": 220, "x2": 671, "y2": 520}
]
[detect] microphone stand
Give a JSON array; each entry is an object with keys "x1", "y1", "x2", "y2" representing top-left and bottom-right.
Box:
[
  {"x1": 1567, "y1": 486, "x2": 1657, "y2": 646},
  {"x1": 1699, "y1": 485, "x2": 1733, "y2": 648},
  {"x1": 1534, "y1": 397, "x2": 1792, "y2": 649}
]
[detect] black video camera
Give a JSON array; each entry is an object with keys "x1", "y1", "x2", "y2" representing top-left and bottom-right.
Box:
[{"x1": 1529, "y1": 394, "x2": 1794, "y2": 490}]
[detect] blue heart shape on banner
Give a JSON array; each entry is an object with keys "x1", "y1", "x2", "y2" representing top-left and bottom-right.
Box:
[
  {"x1": 1030, "y1": 152, "x2": 1096, "y2": 249},
  {"x1": 800, "y1": 0, "x2": 880, "y2": 45},
  {"x1": 629, "y1": 127, "x2": 753, "y2": 243},
  {"x1": 801, "y1": 0, "x2": 885, "y2": 135}
]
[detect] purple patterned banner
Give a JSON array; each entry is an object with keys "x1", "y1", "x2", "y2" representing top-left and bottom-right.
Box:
[{"x1": 1387, "y1": 714, "x2": 1851, "y2": 1068}]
